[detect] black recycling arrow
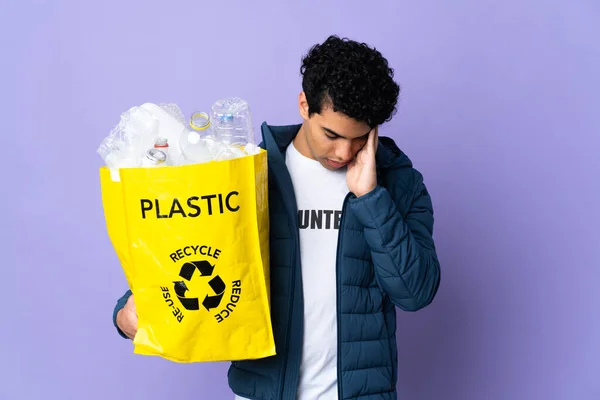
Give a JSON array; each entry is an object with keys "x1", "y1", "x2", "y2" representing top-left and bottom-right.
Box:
[
  {"x1": 173, "y1": 260, "x2": 226, "y2": 312},
  {"x1": 179, "y1": 260, "x2": 214, "y2": 280},
  {"x1": 202, "y1": 276, "x2": 226, "y2": 311},
  {"x1": 173, "y1": 281, "x2": 199, "y2": 310}
]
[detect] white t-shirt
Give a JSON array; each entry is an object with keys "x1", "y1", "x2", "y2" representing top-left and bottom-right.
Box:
[{"x1": 235, "y1": 141, "x2": 347, "y2": 400}]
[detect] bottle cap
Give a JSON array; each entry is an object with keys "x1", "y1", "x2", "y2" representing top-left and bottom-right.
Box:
[
  {"x1": 190, "y1": 112, "x2": 211, "y2": 131},
  {"x1": 154, "y1": 137, "x2": 169, "y2": 148},
  {"x1": 146, "y1": 149, "x2": 167, "y2": 164}
]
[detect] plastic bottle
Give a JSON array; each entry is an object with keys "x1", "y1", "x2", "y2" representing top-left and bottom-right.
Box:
[
  {"x1": 210, "y1": 97, "x2": 255, "y2": 148},
  {"x1": 153, "y1": 137, "x2": 172, "y2": 165},
  {"x1": 139, "y1": 103, "x2": 187, "y2": 165},
  {"x1": 179, "y1": 111, "x2": 215, "y2": 164}
]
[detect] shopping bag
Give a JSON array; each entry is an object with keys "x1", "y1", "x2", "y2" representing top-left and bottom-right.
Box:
[{"x1": 99, "y1": 149, "x2": 275, "y2": 363}]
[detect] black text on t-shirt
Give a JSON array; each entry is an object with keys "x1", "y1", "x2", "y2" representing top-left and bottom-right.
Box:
[{"x1": 298, "y1": 210, "x2": 343, "y2": 230}]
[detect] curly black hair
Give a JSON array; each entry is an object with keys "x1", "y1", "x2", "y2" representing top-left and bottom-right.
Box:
[{"x1": 300, "y1": 35, "x2": 400, "y2": 128}]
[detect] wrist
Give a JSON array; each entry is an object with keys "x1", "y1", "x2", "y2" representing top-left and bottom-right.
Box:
[{"x1": 353, "y1": 185, "x2": 377, "y2": 198}]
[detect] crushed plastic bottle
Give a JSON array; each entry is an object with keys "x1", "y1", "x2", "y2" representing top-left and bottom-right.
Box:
[
  {"x1": 97, "y1": 105, "x2": 160, "y2": 180},
  {"x1": 210, "y1": 97, "x2": 255, "y2": 147}
]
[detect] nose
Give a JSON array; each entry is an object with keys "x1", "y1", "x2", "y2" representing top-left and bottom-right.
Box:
[{"x1": 335, "y1": 140, "x2": 353, "y2": 161}]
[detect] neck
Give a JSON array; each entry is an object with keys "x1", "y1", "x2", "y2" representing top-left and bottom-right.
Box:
[{"x1": 292, "y1": 122, "x2": 316, "y2": 160}]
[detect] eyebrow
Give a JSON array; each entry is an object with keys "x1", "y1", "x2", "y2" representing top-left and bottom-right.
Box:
[{"x1": 322, "y1": 126, "x2": 370, "y2": 139}]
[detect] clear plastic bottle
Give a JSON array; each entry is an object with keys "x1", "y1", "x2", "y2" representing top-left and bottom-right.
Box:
[
  {"x1": 153, "y1": 137, "x2": 172, "y2": 165},
  {"x1": 210, "y1": 97, "x2": 255, "y2": 149},
  {"x1": 179, "y1": 111, "x2": 216, "y2": 164}
]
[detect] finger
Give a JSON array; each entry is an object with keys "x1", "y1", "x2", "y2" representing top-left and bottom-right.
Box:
[
  {"x1": 371, "y1": 126, "x2": 379, "y2": 153},
  {"x1": 126, "y1": 319, "x2": 138, "y2": 340},
  {"x1": 366, "y1": 127, "x2": 375, "y2": 152},
  {"x1": 128, "y1": 295, "x2": 137, "y2": 313}
]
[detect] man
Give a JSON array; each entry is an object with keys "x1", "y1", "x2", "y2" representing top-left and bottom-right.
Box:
[{"x1": 113, "y1": 35, "x2": 441, "y2": 400}]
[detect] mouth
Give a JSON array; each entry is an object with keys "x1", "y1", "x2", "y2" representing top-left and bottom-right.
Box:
[{"x1": 325, "y1": 159, "x2": 349, "y2": 169}]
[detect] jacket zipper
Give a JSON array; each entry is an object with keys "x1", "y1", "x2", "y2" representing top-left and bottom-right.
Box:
[
  {"x1": 336, "y1": 193, "x2": 351, "y2": 400},
  {"x1": 279, "y1": 241, "x2": 297, "y2": 400},
  {"x1": 279, "y1": 185, "x2": 301, "y2": 400}
]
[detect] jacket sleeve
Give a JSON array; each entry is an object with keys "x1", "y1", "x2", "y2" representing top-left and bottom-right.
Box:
[
  {"x1": 348, "y1": 179, "x2": 440, "y2": 311},
  {"x1": 113, "y1": 290, "x2": 133, "y2": 339}
]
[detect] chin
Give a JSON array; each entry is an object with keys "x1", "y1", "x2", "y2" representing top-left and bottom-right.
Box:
[
  {"x1": 318, "y1": 159, "x2": 338, "y2": 170},
  {"x1": 324, "y1": 158, "x2": 350, "y2": 170},
  {"x1": 321, "y1": 163, "x2": 338, "y2": 171}
]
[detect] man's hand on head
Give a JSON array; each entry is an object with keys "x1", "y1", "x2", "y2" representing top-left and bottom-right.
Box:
[{"x1": 346, "y1": 126, "x2": 378, "y2": 197}]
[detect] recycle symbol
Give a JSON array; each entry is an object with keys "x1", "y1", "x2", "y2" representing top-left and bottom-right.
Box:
[{"x1": 173, "y1": 260, "x2": 226, "y2": 311}]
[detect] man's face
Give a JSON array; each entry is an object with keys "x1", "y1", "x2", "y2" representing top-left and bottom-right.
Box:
[{"x1": 295, "y1": 92, "x2": 372, "y2": 171}]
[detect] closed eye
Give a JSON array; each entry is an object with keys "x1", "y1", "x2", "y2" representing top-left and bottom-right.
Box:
[{"x1": 323, "y1": 127, "x2": 343, "y2": 139}]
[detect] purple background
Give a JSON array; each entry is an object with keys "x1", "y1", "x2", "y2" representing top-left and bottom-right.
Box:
[{"x1": 2, "y1": 1, "x2": 599, "y2": 399}]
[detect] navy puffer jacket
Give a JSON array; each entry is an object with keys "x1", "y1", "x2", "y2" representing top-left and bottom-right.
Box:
[{"x1": 226, "y1": 123, "x2": 441, "y2": 399}]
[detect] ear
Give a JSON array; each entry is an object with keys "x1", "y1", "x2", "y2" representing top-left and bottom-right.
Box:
[{"x1": 298, "y1": 92, "x2": 310, "y2": 120}]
